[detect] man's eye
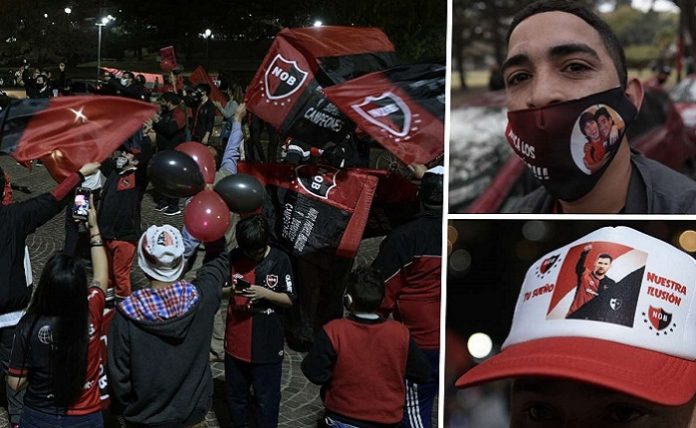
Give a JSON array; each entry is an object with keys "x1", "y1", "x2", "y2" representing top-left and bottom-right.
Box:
[
  {"x1": 507, "y1": 72, "x2": 531, "y2": 86},
  {"x1": 525, "y1": 403, "x2": 558, "y2": 421},
  {"x1": 606, "y1": 404, "x2": 647, "y2": 422},
  {"x1": 563, "y1": 62, "x2": 592, "y2": 73}
]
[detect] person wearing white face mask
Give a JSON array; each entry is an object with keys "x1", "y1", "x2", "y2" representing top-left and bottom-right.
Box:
[{"x1": 499, "y1": 0, "x2": 696, "y2": 214}]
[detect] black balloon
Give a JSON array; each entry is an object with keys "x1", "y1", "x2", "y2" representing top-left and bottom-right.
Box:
[
  {"x1": 214, "y1": 174, "x2": 266, "y2": 213},
  {"x1": 148, "y1": 150, "x2": 205, "y2": 198}
]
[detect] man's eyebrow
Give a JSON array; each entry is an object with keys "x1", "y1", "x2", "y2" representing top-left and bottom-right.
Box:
[
  {"x1": 502, "y1": 43, "x2": 600, "y2": 77},
  {"x1": 501, "y1": 53, "x2": 530, "y2": 76},
  {"x1": 549, "y1": 43, "x2": 600, "y2": 61}
]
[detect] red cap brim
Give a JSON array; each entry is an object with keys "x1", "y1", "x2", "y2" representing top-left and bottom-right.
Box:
[{"x1": 455, "y1": 337, "x2": 696, "y2": 406}]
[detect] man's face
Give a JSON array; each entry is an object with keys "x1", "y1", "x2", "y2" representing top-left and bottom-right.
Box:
[
  {"x1": 597, "y1": 114, "x2": 613, "y2": 138},
  {"x1": 59, "y1": 63, "x2": 65, "y2": 71},
  {"x1": 583, "y1": 119, "x2": 600, "y2": 141},
  {"x1": 511, "y1": 378, "x2": 696, "y2": 427},
  {"x1": 594, "y1": 256, "x2": 611, "y2": 276},
  {"x1": 243, "y1": 246, "x2": 267, "y2": 263},
  {"x1": 36, "y1": 78, "x2": 45, "y2": 87},
  {"x1": 503, "y1": 11, "x2": 621, "y2": 111}
]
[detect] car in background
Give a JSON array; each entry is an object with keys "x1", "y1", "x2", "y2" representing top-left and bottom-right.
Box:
[
  {"x1": 450, "y1": 88, "x2": 696, "y2": 213},
  {"x1": 671, "y1": 75, "x2": 696, "y2": 145}
]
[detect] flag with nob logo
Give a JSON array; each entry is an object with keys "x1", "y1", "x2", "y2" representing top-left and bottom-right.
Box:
[{"x1": 245, "y1": 26, "x2": 396, "y2": 147}]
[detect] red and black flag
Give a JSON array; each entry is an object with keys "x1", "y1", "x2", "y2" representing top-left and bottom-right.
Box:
[
  {"x1": 245, "y1": 26, "x2": 396, "y2": 147},
  {"x1": 237, "y1": 162, "x2": 378, "y2": 259},
  {"x1": 324, "y1": 63, "x2": 445, "y2": 165},
  {"x1": 0, "y1": 96, "x2": 158, "y2": 181}
]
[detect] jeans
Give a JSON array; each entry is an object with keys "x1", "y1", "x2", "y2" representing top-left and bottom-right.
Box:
[
  {"x1": 20, "y1": 406, "x2": 103, "y2": 428},
  {"x1": 0, "y1": 325, "x2": 24, "y2": 424},
  {"x1": 225, "y1": 356, "x2": 282, "y2": 428}
]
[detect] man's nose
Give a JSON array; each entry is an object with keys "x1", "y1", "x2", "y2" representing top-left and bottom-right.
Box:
[{"x1": 526, "y1": 67, "x2": 566, "y2": 109}]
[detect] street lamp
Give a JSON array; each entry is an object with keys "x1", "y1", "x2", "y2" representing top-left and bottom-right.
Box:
[
  {"x1": 96, "y1": 15, "x2": 116, "y2": 83},
  {"x1": 199, "y1": 28, "x2": 213, "y2": 68},
  {"x1": 64, "y1": 7, "x2": 71, "y2": 14},
  {"x1": 313, "y1": 20, "x2": 323, "y2": 27}
]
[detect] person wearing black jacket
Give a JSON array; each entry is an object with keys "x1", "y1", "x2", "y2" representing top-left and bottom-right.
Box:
[
  {"x1": 108, "y1": 225, "x2": 230, "y2": 427},
  {"x1": 191, "y1": 84, "x2": 216, "y2": 145},
  {"x1": 302, "y1": 267, "x2": 431, "y2": 428},
  {"x1": 0, "y1": 161, "x2": 100, "y2": 427},
  {"x1": 97, "y1": 144, "x2": 151, "y2": 300},
  {"x1": 152, "y1": 92, "x2": 187, "y2": 215}
]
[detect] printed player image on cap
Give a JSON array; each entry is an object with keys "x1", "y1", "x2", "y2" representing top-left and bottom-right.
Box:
[
  {"x1": 456, "y1": 226, "x2": 696, "y2": 406},
  {"x1": 570, "y1": 104, "x2": 625, "y2": 175},
  {"x1": 545, "y1": 241, "x2": 646, "y2": 327}
]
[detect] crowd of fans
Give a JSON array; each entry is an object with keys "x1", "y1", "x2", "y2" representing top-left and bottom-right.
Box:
[{"x1": 0, "y1": 61, "x2": 443, "y2": 428}]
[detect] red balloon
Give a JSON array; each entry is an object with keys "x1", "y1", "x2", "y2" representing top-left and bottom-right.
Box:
[
  {"x1": 176, "y1": 142, "x2": 216, "y2": 184},
  {"x1": 183, "y1": 190, "x2": 230, "y2": 242}
]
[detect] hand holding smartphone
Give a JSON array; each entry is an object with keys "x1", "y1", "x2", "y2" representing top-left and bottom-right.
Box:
[
  {"x1": 72, "y1": 187, "x2": 92, "y2": 222},
  {"x1": 235, "y1": 278, "x2": 252, "y2": 290}
]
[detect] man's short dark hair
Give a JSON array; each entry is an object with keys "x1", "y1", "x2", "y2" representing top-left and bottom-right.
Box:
[
  {"x1": 346, "y1": 266, "x2": 385, "y2": 313},
  {"x1": 236, "y1": 214, "x2": 269, "y2": 253},
  {"x1": 420, "y1": 172, "x2": 443, "y2": 209},
  {"x1": 196, "y1": 83, "x2": 211, "y2": 96},
  {"x1": 122, "y1": 71, "x2": 134, "y2": 80},
  {"x1": 579, "y1": 112, "x2": 596, "y2": 136},
  {"x1": 161, "y1": 92, "x2": 181, "y2": 106},
  {"x1": 594, "y1": 107, "x2": 612, "y2": 122},
  {"x1": 597, "y1": 253, "x2": 613, "y2": 262},
  {"x1": 507, "y1": 0, "x2": 627, "y2": 87}
]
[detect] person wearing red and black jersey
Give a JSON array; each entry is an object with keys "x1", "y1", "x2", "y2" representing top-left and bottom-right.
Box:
[
  {"x1": 301, "y1": 266, "x2": 431, "y2": 428},
  {"x1": 371, "y1": 166, "x2": 442, "y2": 428},
  {"x1": 567, "y1": 244, "x2": 616, "y2": 317},
  {"x1": 7, "y1": 196, "x2": 108, "y2": 427},
  {"x1": 0, "y1": 161, "x2": 100, "y2": 427},
  {"x1": 97, "y1": 144, "x2": 152, "y2": 301},
  {"x1": 225, "y1": 214, "x2": 296, "y2": 428}
]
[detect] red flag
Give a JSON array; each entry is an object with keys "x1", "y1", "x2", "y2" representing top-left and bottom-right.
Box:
[
  {"x1": 245, "y1": 26, "x2": 396, "y2": 146},
  {"x1": 324, "y1": 64, "x2": 445, "y2": 165},
  {"x1": 189, "y1": 66, "x2": 227, "y2": 107},
  {"x1": 237, "y1": 162, "x2": 378, "y2": 258},
  {"x1": 159, "y1": 46, "x2": 178, "y2": 73},
  {"x1": 0, "y1": 96, "x2": 158, "y2": 181}
]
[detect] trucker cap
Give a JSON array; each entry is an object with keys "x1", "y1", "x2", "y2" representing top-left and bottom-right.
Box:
[{"x1": 456, "y1": 226, "x2": 696, "y2": 405}]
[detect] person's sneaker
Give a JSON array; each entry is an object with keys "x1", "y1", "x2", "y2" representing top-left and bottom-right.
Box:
[
  {"x1": 105, "y1": 287, "x2": 115, "y2": 308},
  {"x1": 163, "y1": 205, "x2": 182, "y2": 216}
]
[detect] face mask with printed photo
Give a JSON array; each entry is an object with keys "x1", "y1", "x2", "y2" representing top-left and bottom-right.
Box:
[{"x1": 506, "y1": 87, "x2": 638, "y2": 201}]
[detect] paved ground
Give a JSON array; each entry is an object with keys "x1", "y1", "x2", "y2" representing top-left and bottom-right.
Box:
[{"x1": 0, "y1": 155, "x2": 438, "y2": 427}]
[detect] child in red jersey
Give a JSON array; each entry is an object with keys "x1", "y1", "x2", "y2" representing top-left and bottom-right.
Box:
[{"x1": 302, "y1": 267, "x2": 431, "y2": 428}]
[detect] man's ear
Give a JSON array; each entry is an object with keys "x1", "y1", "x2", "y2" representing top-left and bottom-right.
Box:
[{"x1": 625, "y1": 77, "x2": 644, "y2": 112}]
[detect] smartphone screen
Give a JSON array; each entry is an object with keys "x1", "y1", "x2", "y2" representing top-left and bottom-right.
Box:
[
  {"x1": 236, "y1": 278, "x2": 251, "y2": 290},
  {"x1": 72, "y1": 188, "x2": 91, "y2": 222}
]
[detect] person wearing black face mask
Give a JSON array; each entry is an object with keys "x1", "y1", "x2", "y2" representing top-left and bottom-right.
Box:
[
  {"x1": 29, "y1": 75, "x2": 51, "y2": 99},
  {"x1": 191, "y1": 83, "x2": 216, "y2": 145},
  {"x1": 151, "y1": 92, "x2": 187, "y2": 215},
  {"x1": 500, "y1": 0, "x2": 696, "y2": 214}
]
